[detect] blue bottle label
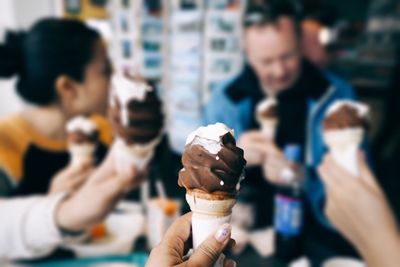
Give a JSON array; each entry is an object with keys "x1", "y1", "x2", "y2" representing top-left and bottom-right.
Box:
[{"x1": 274, "y1": 194, "x2": 303, "y2": 236}]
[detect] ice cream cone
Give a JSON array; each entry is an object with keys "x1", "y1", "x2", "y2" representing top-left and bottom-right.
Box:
[
  {"x1": 178, "y1": 123, "x2": 246, "y2": 267},
  {"x1": 323, "y1": 128, "x2": 364, "y2": 176},
  {"x1": 114, "y1": 137, "x2": 160, "y2": 173},
  {"x1": 186, "y1": 190, "x2": 236, "y2": 217},
  {"x1": 256, "y1": 98, "x2": 278, "y2": 140},
  {"x1": 66, "y1": 116, "x2": 98, "y2": 168},
  {"x1": 186, "y1": 190, "x2": 236, "y2": 267},
  {"x1": 68, "y1": 144, "x2": 96, "y2": 167},
  {"x1": 110, "y1": 74, "x2": 163, "y2": 174},
  {"x1": 323, "y1": 100, "x2": 369, "y2": 177},
  {"x1": 259, "y1": 118, "x2": 278, "y2": 139}
]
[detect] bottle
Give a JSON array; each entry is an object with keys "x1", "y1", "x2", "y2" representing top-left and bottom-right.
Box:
[{"x1": 274, "y1": 144, "x2": 304, "y2": 262}]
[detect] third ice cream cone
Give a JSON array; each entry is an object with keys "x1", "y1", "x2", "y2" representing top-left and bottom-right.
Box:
[
  {"x1": 323, "y1": 101, "x2": 369, "y2": 176},
  {"x1": 256, "y1": 98, "x2": 278, "y2": 139}
]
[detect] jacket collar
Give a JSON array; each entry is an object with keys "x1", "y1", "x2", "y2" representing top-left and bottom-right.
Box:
[{"x1": 226, "y1": 59, "x2": 330, "y2": 103}]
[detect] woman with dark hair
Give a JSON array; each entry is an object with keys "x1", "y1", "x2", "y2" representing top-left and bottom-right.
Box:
[{"x1": 0, "y1": 18, "x2": 113, "y2": 196}]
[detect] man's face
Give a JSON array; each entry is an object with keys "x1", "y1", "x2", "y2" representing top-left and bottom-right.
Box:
[{"x1": 244, "y1": 16, "x2": 302, "y2": 95}]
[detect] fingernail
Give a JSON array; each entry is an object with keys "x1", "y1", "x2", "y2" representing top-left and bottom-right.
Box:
[{"x1": 214, "y1": 223, "x2": 231, "y2": 243}]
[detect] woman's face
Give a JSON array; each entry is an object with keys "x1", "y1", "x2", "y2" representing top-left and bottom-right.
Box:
[{"x1": 74, "y1": 40, "x2": 112, "y2": 116}]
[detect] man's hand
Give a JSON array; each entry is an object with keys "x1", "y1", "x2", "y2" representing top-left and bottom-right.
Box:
[
  {"x1": 261, "y1": 142, "x2": 302, "y2": 185},
  {"x1": 237, "y1": 130, "x2": 271, "y2": 166}
]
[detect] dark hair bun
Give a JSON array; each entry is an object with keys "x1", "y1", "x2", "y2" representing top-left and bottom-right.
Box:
[
  {"x1": 0, "y1": 31, "x2": 26, "y2": 77},
  {"x1": 0, "y1": 18, "x2": 100, "y2": 106}
]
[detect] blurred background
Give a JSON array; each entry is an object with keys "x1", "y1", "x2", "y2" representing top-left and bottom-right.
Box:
[
  {"x1": 0, "y1": 0, "x2": 399, "y2": 155},
  {"x1": 1, "y1": 0, "x2": 400, "y2": 266},
  {"x1": 1, "y1": 0, "x2": 399, "y2": 213}
]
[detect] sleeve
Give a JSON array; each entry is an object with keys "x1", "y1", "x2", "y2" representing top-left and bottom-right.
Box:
[{"x1": 0, "y1": 193, "x2": 67, "y2": 261}]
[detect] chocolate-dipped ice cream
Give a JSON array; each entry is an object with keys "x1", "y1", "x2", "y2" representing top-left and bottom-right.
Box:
[
  {"x1": 257, "y1": 98, "x2": 278, "y2": 120},
  {"x1": 178, "y1": 123, "x2": 246, "y2": 199},
  {"x1": 110, "y1": 74, "x2": 163, "y2": 171},
  {"x1": 323, "y1": 100, "x2": 370, "y2": 176},
  {"x1": 323, "y1": 101, "x2": 369, "y2": 130},
  {"x1": 109, "y1": 88, "x2": 163, "y2": 144}
]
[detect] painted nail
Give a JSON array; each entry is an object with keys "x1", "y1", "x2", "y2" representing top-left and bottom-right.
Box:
[{"x1": 214, "y1": 223, "x2": 231, "y2": 243}]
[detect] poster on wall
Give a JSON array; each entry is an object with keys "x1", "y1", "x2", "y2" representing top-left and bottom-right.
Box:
[{"x1": 64, "y1": 0, "x2": 108, "y2": 19}]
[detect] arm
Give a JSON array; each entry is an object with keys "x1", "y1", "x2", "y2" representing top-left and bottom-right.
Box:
[
  {"x1": 0, "y1": 194, "x2": 67, "y2": 260},
  {"x1": 318, "y1": 153, "x2": 400, "y2": 267},
  {"x1": 0, "y1": 145, "x2": 146, "y2": 262}
]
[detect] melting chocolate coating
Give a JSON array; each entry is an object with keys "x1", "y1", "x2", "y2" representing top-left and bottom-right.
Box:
[
  {"x1": 259, "y1": 105, "x2": 278, "y2": 119},
  {"x1": 109, "y1": 89, "x2": 163, "y2": 144},
  {"x1": 178, "y1": 133, "x2": 246, "y2": 196},
  {"x1": 323, "y1": 104, "x2": 368, "y2": 130}
]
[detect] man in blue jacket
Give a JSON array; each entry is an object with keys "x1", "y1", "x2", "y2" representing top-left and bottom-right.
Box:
[{"x1": 204, "y1": 1, "x2": 366, "y2": 258}]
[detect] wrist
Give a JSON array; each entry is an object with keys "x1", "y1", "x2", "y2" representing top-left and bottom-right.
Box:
[
  {"x1": 55, "y1": 197, "x2": 85, "y2": 233},
  {"x1": 359, "y1": 227, "x2": 400, "y2": 267}
]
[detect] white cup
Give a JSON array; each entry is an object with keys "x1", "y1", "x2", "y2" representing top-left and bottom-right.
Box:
[{"x1": 146, "y1": 198, "x2": 181, "y2": 249}]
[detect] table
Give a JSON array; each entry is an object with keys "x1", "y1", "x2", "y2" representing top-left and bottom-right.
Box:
[{"x1": 25, "y1": 253, "x2": 148, "y2": 267}]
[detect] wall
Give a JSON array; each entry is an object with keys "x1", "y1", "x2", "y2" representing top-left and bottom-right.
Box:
[{"x1": 0, "y1": 0, "x2": 60, "y2": 116}]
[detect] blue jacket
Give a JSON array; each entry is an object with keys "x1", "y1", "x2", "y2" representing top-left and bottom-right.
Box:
[{"x1": 204, "y1": 69, "x2": 367, "y2": 230}]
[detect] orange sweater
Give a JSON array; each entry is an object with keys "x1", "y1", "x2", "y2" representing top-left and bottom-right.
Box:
[{"x1": 0, "y1": 114, "x2": 112, "y2": 196}]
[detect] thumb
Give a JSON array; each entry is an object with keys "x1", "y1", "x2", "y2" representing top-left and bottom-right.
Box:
[{"x1": 187, "y1": 223, "x2": 232, "y2": 267}]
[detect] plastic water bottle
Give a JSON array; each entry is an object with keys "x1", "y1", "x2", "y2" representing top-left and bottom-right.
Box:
[{"x1": 274, "y1": 144, "x2": 304, "y2": 262}]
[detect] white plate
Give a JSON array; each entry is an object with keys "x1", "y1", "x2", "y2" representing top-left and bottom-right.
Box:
[{"x1": 64, "y1": 202, "x2": 145, "y2": 258}]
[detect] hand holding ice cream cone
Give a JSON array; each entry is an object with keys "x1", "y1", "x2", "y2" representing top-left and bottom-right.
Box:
[
  {"x1": 178, "y1": 123, "x2": 246, "y2": 267},
  {"x1": 323, "y1": 100, "x2": 369, "y2": 176},
  {"x1": 146, "y1": 212, "x2": 237, "y2": 267}
]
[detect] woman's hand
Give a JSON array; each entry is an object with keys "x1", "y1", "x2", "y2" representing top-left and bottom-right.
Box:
[
  {"x1": 55, "y1": 147, "x2": 147, "y2": 232},
  {"x1": 318, "y1": 153, "x2": 400, "y2": 267},
  {"x1": 49, "y1": 163, "x2": 94, "y2": 195},
  {"x1": 146, "y1": 213, "x2": 236, "y2": 267}
]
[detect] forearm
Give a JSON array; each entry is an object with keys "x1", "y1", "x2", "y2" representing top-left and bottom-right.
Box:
[
  {"x1": 358, "y1": 228, "x2": 400, "y2": 267},
  {"x1": 0, "y1": 193, "x2": 66, "y2": 261}
]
